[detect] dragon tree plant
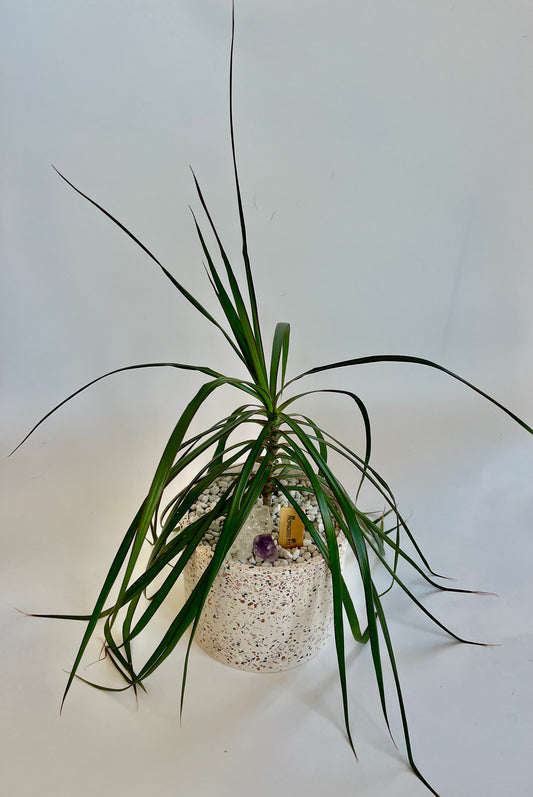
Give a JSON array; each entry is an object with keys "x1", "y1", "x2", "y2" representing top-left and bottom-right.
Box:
[{"x1": 14, "y1": 7, "x2": 532, "y2": 796}]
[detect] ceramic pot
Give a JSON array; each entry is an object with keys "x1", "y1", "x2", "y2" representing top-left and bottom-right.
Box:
[{"x1": 183, "y1": 534, "x2": 347, "y2": 672}]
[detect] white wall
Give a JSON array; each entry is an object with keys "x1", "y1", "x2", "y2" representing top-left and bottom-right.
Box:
[
  {"x1": 2, "y1": 3, "x2": 532, "y2": 796},
  {"x1": 3, "y1": 0, "x2": 532, "y2": 421}
]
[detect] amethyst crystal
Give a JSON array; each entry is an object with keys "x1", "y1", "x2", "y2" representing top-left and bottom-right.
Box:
[{"x1": 253, "y1": 533, "x2": 279, "y2": 563}]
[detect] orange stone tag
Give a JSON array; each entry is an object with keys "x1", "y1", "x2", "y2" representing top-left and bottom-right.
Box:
[{"x1": 278, "y1": 506, "x2": 304, "y2": 549}]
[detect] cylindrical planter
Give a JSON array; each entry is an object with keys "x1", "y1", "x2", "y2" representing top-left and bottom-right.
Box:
[{"x1": 183, "y1": 535, "x2": 347, "y2": 672}]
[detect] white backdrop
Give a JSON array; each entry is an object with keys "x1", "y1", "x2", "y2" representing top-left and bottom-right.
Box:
[{"x1": 1, "y1": 2, "x2": 532, "y2": 796}]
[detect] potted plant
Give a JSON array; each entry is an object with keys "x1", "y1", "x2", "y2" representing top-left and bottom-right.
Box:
[
  {"x1": 180, "y1": 467, "x2": 351, "y2": 673},
  {"x1": 14, "y1": 7, "x2": 532, "y2": 797}
]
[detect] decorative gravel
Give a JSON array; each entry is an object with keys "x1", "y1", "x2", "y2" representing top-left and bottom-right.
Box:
[{"x1": 184, "y1": 474, "x2": 338, "y2": 566}]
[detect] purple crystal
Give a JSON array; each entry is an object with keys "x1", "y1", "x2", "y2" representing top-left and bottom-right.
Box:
[{"x1": 253, "y1": 533, "x2": 279, "y2": 563}]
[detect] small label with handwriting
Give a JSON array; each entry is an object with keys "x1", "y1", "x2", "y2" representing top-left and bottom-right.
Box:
[{"x1": 278, "y1": 506, "x2": 304, "y2": 549}]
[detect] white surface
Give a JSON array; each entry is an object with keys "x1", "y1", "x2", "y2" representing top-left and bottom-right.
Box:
[{"x1": 1, "y1": 2, "x2": 533, "y2": 796}]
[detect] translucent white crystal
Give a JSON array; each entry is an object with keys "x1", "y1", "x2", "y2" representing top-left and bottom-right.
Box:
[{"x1": 229, "y1": 503, "x2": 272, "y2": 561}]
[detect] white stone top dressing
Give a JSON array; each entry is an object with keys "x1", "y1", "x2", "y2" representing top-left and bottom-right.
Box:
[{"x1": 184, "y1": 474, "x2": 336, "y2": 567}]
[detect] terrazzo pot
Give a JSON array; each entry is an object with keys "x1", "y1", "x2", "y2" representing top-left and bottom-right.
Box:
[{"x1": 183, "y1": 533, "x2": 347, "y2": 672}]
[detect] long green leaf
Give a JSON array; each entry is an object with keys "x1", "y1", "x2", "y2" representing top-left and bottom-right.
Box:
[
  {"x1": 269, "y1": 322, "x2": 290, "y2": 396},
  {"x1": 292, "y1": 419, "x2": 445, "y2": 578},
  {"x1": 160, "y1": 437, "x2": 256, "y2": 534},
  {"x1": 10, "y1": 361, "x2": 221, "y2": 456},
  {"x1": 59, "y1": 504, "x2": 143, "y2": 710},
  {"x1": 273, "y1": 433, "x2": 358, "y2": 753},
  {"x1": 127, "y1": 490, "x2": 237, "y2": 644},
  {"x1": 363, "y1": 534, "x2": 492, "y2": 645},
  {"x1": 279, "y1": 419, "x2": 392, "y2": 736},
  {"x1": 135, "y1": 424, "x2": 272, "y2": 685},
  {"x1": 190, "y1": 206, "x2": 263, "y2": 384},
  {"x1": 180, "y1": 451, "x2": 272, "y2": 717},
  {"x1": 207, "y1": 406, "x2": 256, "y2": 474},
  {"x1": 373, "y1": 586, "x2": 442, "y2": 797},
  {"x1": 290, "y1": 353, "x2": 533, "y2": 434},
  {"x1": 356, "y1": 511, "x2": 491, "y2": 596},
  {"x1": 190, "y1": 176, "x2": 267, "y2": 387},
  {"x1": 51, "y1": 167, "x2": 247, "y2": 366},
  {"x1": 228, "y1": 3, "x2": 264, "y2": 357},
  {"x1": 281, "y1": 387, "x2": 372, "y2": 490},
  {"x1": 107, "y1": 376, "x2": 244, "y2": 632}
]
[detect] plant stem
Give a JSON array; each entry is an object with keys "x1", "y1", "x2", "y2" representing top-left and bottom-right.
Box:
[{"x1": 261, "y1": 416, "x2": 281, "y2": 506}]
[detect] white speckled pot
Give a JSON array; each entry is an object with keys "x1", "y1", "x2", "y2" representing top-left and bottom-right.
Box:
[{"x1": 183, "y1": 536, "x2": 347, "y2": 672}]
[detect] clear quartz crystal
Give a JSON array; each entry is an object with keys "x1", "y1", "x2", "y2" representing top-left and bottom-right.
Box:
[{"x1": 229, "y1": 503, "x2": 272, "y2": 561}]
